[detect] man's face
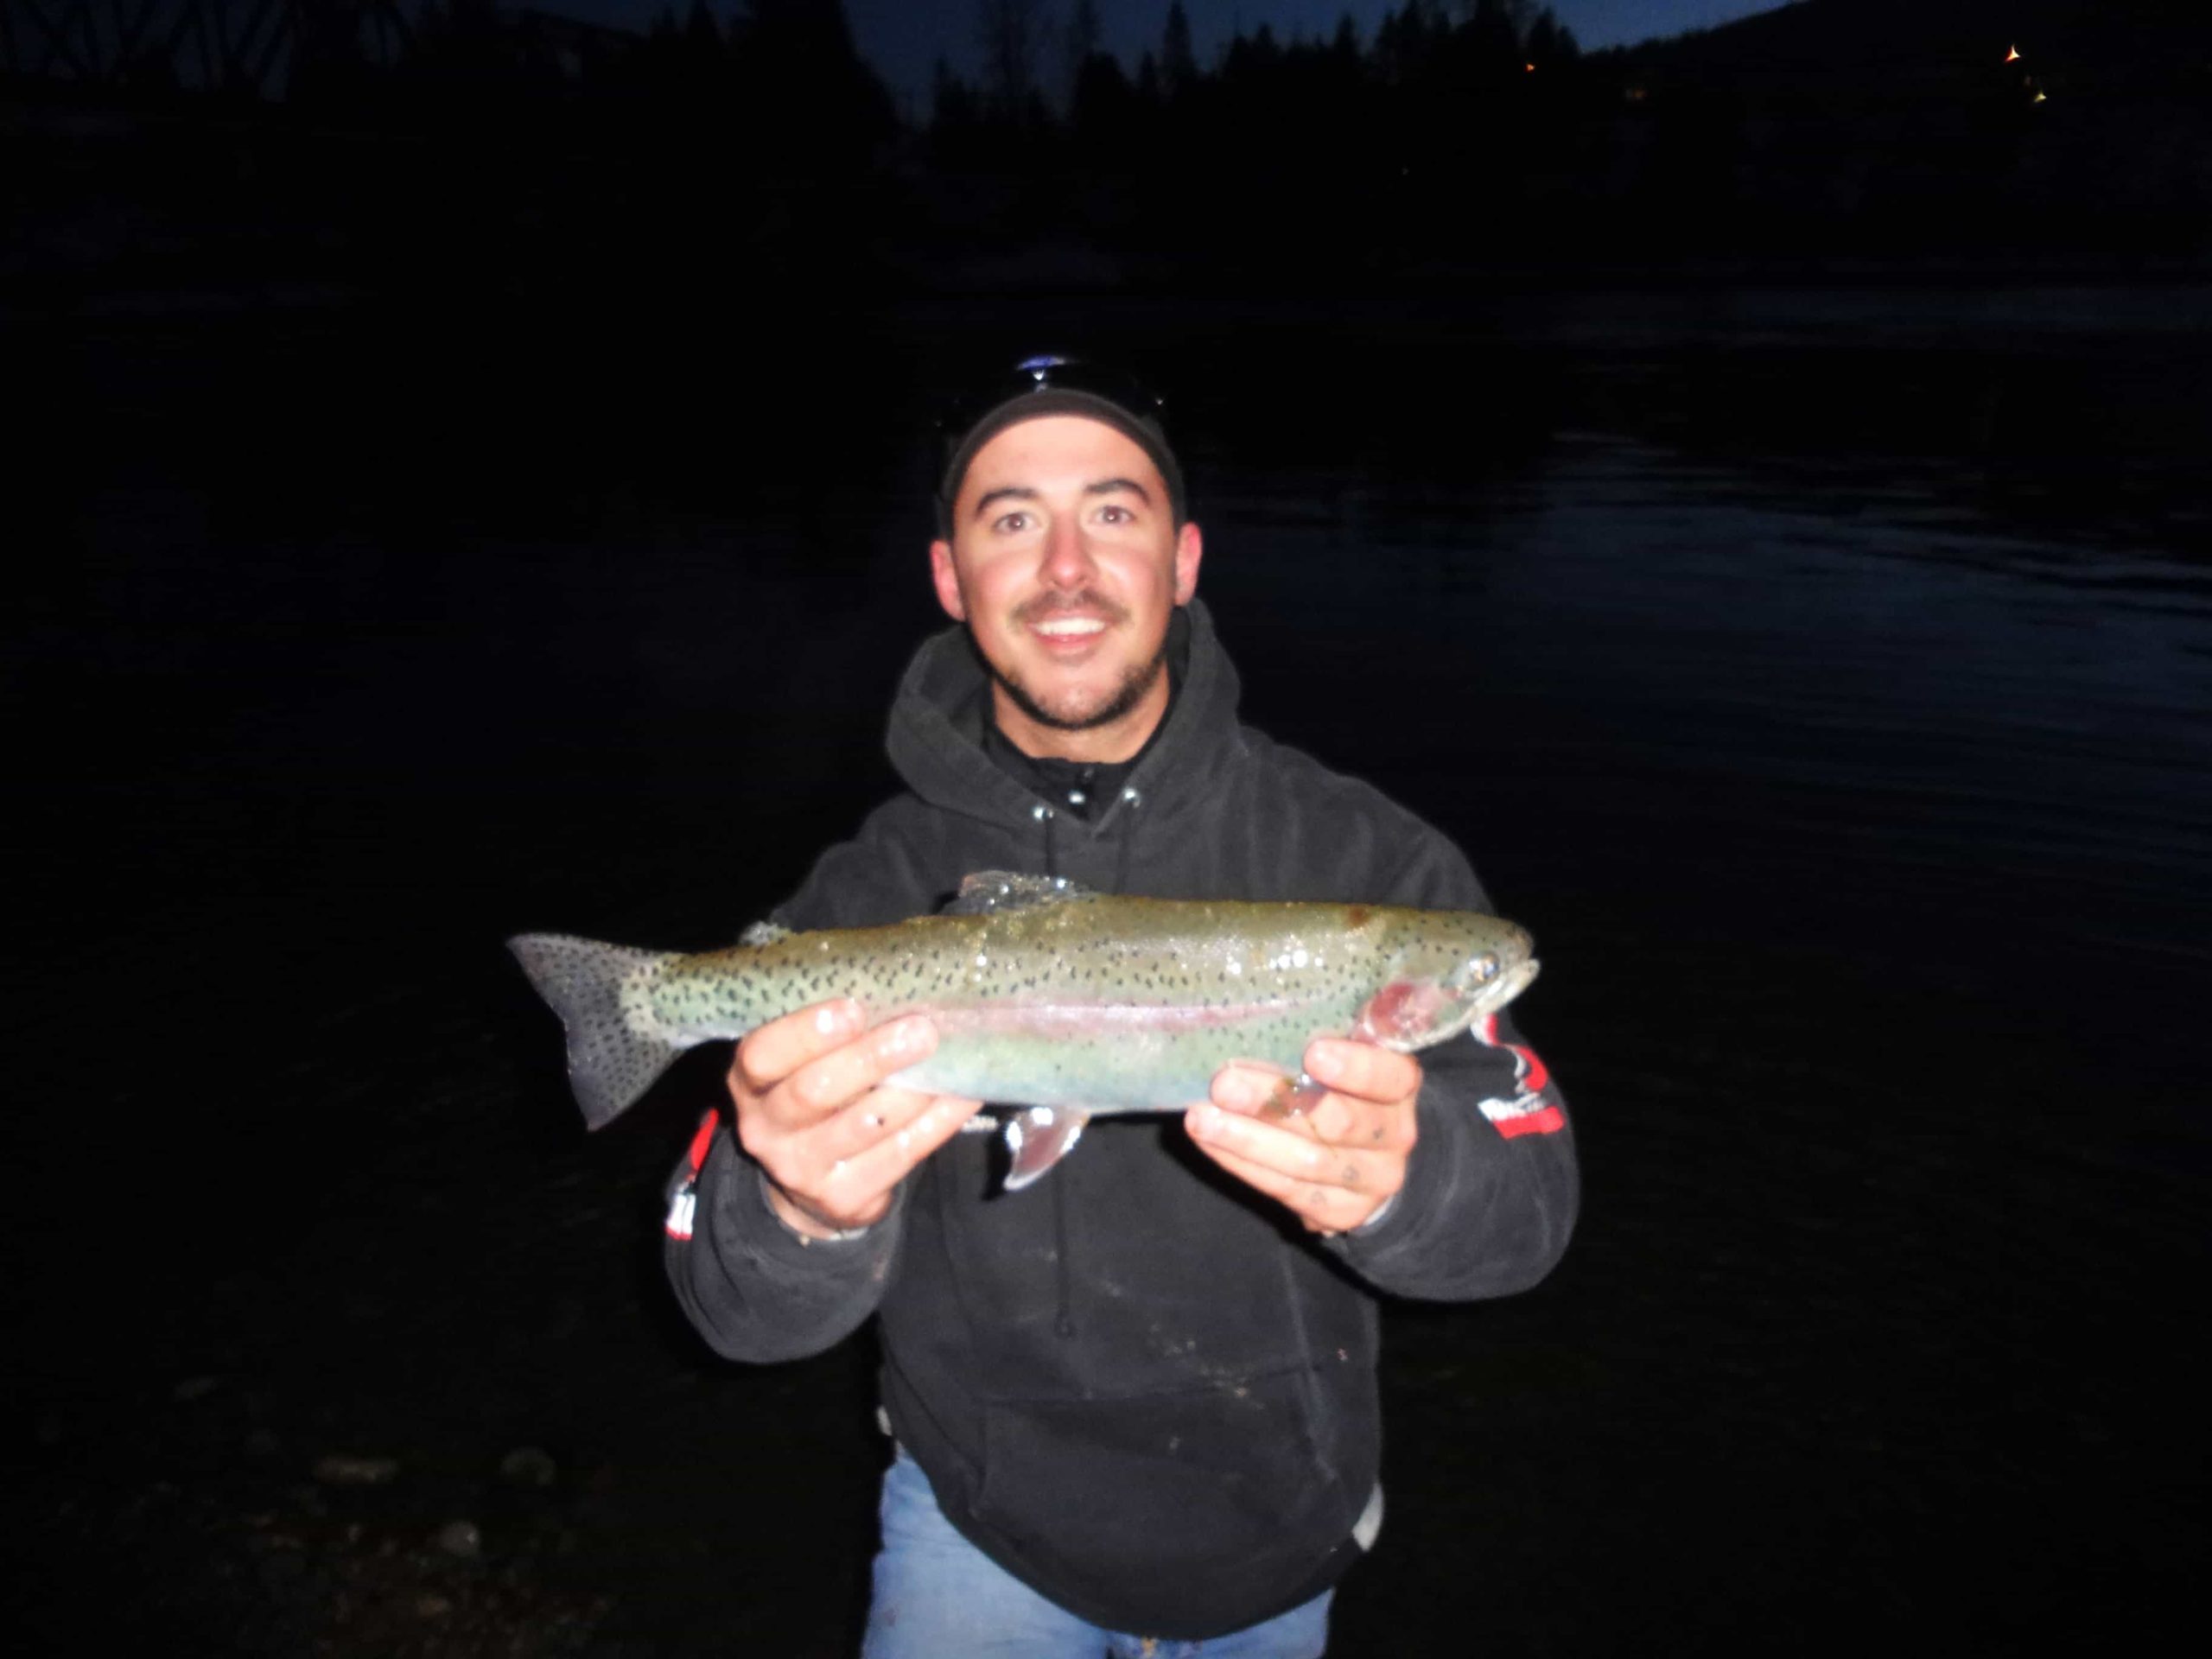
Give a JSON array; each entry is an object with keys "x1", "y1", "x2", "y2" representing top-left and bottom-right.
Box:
[{"x1": 931, "y1": 414, "x2": 1202, "y2": 763}]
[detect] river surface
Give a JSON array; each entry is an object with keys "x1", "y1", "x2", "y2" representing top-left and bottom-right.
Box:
[{"x1": 11, "y1": 282, "x2": 2208, "y2": 1652}]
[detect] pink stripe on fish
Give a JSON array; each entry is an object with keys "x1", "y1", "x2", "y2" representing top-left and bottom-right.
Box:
[{"x1": 925, "y1": 998, "x2": 1314, "y2": 1035}]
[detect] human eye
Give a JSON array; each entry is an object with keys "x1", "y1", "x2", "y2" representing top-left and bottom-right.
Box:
[
  {"x1": 1094, "y1": 502, "x2": 1135, "y2": 525},
  {"x1": 991, "y1": 510, "x2": 1033, "y2": 535}
]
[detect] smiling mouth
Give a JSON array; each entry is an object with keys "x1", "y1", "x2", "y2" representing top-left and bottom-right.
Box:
[{"x1": 1031, "y1": 617, "x2": 1109, "y2": 639}]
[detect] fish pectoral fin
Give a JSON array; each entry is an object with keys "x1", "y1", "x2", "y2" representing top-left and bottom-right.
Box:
[
  {"x1": 1261, "y1": 1071, "x2": 1330, "y2": 1122},
  {"x1": 1001, "y1": 1105, "x2": 1092, "y2": 1192},
  {"x1": 1218, "y1": 1059, "x2": 1319, "y2": 1121},
  {"x1": 1351, "y1": 978, "x2": 1452, "y2": 1048},
  {"x1": 944, "y1": 872, "x2": 1100, "y2": 916}
]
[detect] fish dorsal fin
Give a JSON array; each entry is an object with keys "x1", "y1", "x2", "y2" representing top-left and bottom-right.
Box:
[
  {"x1": 944, "y1": 871, "x2": 1099, "y2": 917},
  {"x1": 739, "y1": 919, "x2": 793, "y2": 947}
]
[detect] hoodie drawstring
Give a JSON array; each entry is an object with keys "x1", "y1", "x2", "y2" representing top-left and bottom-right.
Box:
[
  {"x1": 1112, "y1": 786, "x2": 1141, "y2": 895},
  {"x1": 1033, "y1": 786, "x2": 1144, "y2": 1343},
  {"x1": 1030, "y1": 802, "x2": 1074, "y2": 1337},
  {"x1": 1033, "y1": 802, "x2": 1060, "y2": 879}
]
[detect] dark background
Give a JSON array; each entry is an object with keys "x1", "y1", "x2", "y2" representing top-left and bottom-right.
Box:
[{"x1": 7, "y1": 2, "x2": 2209, "y2": 1653}]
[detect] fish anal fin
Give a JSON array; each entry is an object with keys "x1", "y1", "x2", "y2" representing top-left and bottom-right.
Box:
[
  {"x1": 1001, "y1": 1105, "x2": 1092, "y2": 1192},
  {"x1": 945, "y1": 872, "x2": 1099, "y2": 917}
]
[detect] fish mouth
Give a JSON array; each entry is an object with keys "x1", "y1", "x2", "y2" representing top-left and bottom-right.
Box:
[
  {"x1": 1414, "y1": 957, "x2": 1538, "y2": 1050},
  {"x1": 1471, "y1": 957, "x2": 1540, "y2": 1016}
]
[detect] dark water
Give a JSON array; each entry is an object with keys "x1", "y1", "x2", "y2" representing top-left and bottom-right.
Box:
[{"x1": 11, "y1": 283, "x2": 2209, "y2": 1651}]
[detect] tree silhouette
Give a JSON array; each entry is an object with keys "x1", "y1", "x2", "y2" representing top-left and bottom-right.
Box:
[
  {"x1": 1062, "y1": 0, "x2": 1103, "y2": 110},
  {"x1": 976, "y1": 0, "x2": 1050, "y2": 122},
  {"x1": 1160, "y1": 3, "x2": 1196, "y2": 99}
]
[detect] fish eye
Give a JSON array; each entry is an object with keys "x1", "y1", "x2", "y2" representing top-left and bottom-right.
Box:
[{"x1": 1469, "y1": 953, "x2": 1498, "y2": 983}]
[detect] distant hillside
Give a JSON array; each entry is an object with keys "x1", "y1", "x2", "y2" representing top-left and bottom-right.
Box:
[
  {"x1": 1614, "y1": 0, "x2": 2212, "y2": 93},
  {"x1": 1583, "y1": 0, "x2": 2212, "y2": 256}
]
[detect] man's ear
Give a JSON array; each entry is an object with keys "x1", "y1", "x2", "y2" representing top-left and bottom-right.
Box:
[
  {"x1": 1173, "y1": 520, "x2": 1203, "y2": 605},
  {"x1": 930, "y1": 539, "x2": 967, "y2": 622}
]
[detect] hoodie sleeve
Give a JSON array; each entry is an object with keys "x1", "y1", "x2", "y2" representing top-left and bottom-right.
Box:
[
  {"x1": 664, "y1": 1124, "x2": 906, "y2": 1364},
  {"x1": 660, "y1": 820, "x2": 928, "y2": 1364},
  {"x1": 1325, "y1": 830, "x2": 1580, "y2": 1302}
]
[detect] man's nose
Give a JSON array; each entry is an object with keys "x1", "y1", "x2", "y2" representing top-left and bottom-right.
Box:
[{"x1": 1039, "y1": 514, "x2": 1095, "y2": 585}]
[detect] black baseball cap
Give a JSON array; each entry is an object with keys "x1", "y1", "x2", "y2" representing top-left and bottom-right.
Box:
[{"x1": 936, "y1": 355, "x2": 1186, "y2": 532}]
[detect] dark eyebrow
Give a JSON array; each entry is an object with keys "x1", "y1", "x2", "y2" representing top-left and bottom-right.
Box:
[
  {"x1": 971, "y1": 486, "x2": 1039, "y2": 520},
  {"x1": 972, "y1": 478, "x2": 1154, "y2": 520},
  {"x1": 1085, "y1": 477, "x2": 1154, "y2": 504}
]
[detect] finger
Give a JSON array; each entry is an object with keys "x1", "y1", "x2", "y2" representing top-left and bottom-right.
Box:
[
  {"x1": 1304, "y1": 1087, "x2": 1419, "y2": 1155},
  {"x1": 735, "y1": 998, "x2": 865, "y2": 1093},
  {"x1": 1305, "y1": 1038, "x2": 1421, "y2": 1108},
  {"x1": 807, "y1": 1083, "x2": 963, "y2": 1168},
  {"x1": 775, "y1": 1015, "x2": 940, "y2": 1122},
  {"x1": 1188, "y1": 1102, "x2": 1401, "y2": 1198},
  {"x1": 753, "y1": 1084, "x2": 967, "y2": 1228},
  {"x1": 1185, "y1": 1121, "x2": 1380, "y2": 1235},
  {"x1": 1211, "y1": 1069, "x2": 1416, "y2": 1157},
  {"x1": 806, "y1": 1093, "x2": 984, "y2": 1217},
  {"x1": 1211, "y1": 1064, "x2": 1306, "y2": 1118}
]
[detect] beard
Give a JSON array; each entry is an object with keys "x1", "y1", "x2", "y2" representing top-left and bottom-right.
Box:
[
  {"x1": 990, "y1": 642, "x2": 1169, "y2": 734},
  {"x1": 975, "y1": 592, "x2": 1170, "y2": 734}
]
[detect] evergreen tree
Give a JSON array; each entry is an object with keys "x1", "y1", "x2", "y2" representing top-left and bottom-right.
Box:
[
  {"x1": 1134, "y1": 48, "x2": 1161, "y2": 105},
  {"x1": 1160, "y1": 3, "x2": 1196, "y2": 97},
  {"x1": 1063, "y1": 0, "x2": 1103, "y2": 108},
  {"x1": 976, "y1": 0, "x2": 1049, "y2": 122},
  {"x1": 933, "y1": 54, "x2": 979, "y2": 131},
  {"x1": 1526, "y1": 6, "x2": 1577, "y2": 65}
]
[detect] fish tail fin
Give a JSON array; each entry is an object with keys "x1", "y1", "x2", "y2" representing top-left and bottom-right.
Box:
[{"x1": 507, "y1": 934, "x2": 686, "y2": 1130}]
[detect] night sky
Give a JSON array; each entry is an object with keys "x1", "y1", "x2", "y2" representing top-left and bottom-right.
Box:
[{"x1": 543, "y1": 1, "x2": 1792, "y2": 118}]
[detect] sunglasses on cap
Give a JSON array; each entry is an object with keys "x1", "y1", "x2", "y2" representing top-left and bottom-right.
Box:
[
  {"x1": 935, "y1": 355, "x2": 1185, "y2": 527},
  {"x1": 935, "y1": 354, "x2": 1169, "y2": 431}
]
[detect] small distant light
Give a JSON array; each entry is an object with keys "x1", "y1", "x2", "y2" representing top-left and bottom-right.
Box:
[
  {"x1": 2032, "y1": 89, "x2": 2048, "y2": 103},
  {"x1": 2005, "y1": 45, "x2": 2021, "y2": 63},
  {"x1": 1524, "y1": 62, "x2": 1535, "y2": 73}
]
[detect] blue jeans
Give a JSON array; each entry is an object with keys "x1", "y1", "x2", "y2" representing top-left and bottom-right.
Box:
[{"x1": 861, "y1": 1446, "x2": 1334, "y2": 1659}]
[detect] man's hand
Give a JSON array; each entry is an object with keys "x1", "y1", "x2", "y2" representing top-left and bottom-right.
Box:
[
  {"x1": 729, "y1": 999, "x2": 983, "y2": 1242},
  {"x1": 1185, "y1": 1039, "x2": 1421, "y2": 1236}
]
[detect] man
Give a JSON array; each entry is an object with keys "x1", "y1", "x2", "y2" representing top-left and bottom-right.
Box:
[{"x1": 665, "y1": 358, "x2": 1578, "y2": 1656}]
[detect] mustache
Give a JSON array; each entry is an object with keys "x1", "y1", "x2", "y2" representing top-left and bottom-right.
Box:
[{"x1": 1014, "y1": 592, "x2": 1129, "y2": 627}]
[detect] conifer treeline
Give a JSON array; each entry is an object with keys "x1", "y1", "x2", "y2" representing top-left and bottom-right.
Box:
[
  {"x1": 22, "y1": 0, "x2": 2204, "y2": 273},
  {"x1": 936, "y1": 2, "x2": 1580, "y2": 131}
]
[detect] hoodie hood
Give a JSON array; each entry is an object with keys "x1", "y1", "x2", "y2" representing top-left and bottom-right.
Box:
[{"x1": 885, "y1": 598, "x2": 1248, "y2": 838}]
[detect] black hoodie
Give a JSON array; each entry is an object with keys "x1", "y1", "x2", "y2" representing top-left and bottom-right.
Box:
[{"x1": 668, "y1": 600, "x2": 1579, "y2": 1638}]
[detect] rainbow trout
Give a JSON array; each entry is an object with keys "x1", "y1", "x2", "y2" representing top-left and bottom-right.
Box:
[{"x1": 509, "y1": 872, "x2": 1541, "y2": 1187}]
